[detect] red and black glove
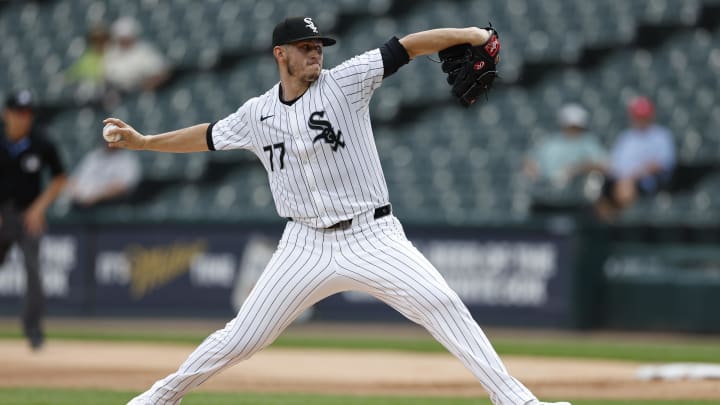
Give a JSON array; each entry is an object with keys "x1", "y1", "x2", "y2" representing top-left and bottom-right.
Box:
[{"x1": 439, "y1": 27, "x2": 501, "y2": 107}]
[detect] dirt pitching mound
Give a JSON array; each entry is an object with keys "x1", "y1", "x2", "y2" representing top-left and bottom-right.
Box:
[{"x1": 1, "y1": 340, "x2": 718, "y2": 400}]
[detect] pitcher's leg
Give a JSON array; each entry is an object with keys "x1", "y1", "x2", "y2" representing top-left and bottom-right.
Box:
[
  {"x1": 338, "y1": 222, "x2": 536, "y2": 405},
  {"x1": 130, "y1": 233, "x2": 338, "y2": 404}
]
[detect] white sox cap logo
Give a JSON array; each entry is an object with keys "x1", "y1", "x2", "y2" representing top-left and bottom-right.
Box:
[{"x1": 304, "y1": 17, "x2": 319, "y2": 34}]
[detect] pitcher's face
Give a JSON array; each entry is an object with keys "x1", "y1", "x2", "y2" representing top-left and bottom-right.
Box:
[{"x1": 283, "y1": 40, "x2": 324, "y2": 83}]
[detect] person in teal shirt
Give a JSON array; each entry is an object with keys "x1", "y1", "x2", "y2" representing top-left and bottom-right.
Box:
[{"x1": 524, "y1": 103, "x2": 607, "y2": 187}]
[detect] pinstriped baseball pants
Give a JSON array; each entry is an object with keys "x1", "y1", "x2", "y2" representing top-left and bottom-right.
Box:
[{"x1": 128, "y1": 212, "x2": 537, "y2": 405}]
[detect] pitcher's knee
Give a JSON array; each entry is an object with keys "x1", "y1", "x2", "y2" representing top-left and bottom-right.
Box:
[{"x1": 219, "y1": 331, "x2": 271, "y2": 361}]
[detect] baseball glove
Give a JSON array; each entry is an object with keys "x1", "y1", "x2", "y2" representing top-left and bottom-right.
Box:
[{"x1": 439, "y1": 27, "x2": 500, "y2": 107}]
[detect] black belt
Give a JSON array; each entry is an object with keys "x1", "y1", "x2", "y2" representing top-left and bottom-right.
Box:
[{"x1": 288, "y1": 204, "x2": 392, "y2": 230}]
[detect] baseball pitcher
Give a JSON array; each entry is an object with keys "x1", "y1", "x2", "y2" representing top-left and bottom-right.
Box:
[{"x1": 106, "y1": 17, "x2": 569, "y2": 405}]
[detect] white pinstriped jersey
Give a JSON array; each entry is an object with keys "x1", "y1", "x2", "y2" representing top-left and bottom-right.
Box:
[{"x1": 209, "y1": 49, "x2": 388, "y2": 229}]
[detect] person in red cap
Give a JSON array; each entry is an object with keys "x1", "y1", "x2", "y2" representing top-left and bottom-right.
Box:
[{"x1": 595, "y1": 96, "x2": 676, "y2": 220}]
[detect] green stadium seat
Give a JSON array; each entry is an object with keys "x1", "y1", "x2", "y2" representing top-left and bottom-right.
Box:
[{"x1": 1, "y1": 1, "x2": 711, "y2": 226}]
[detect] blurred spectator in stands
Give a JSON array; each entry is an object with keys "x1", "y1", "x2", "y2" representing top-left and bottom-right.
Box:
[
  {"x1": 595, "y1": 96, "x2": 676, "y2": 221},
  {"x1": 524, "y1": 103, "x2": 607, "y2": 188},
  {"x1": 104, "y1": 16, "x2": 170, "y2": 93},
  {"x1": 65, "y1": 143, "x2": 141, "y2": 209},
  {"x1": 0, "y1": 90, "x2": 67, "y2": 350},
  {"x1": 64, "y1": 23, "x2": 110, "y2": 101}
]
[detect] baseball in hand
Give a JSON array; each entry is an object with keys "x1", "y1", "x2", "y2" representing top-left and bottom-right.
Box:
[{"x1": 103, "y1": 123, "x2": 121, "y2": 142}]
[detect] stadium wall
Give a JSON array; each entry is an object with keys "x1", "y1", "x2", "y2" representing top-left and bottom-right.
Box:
[{"x1": 0, "y1": 222, "x2": 716, "y2": 332}]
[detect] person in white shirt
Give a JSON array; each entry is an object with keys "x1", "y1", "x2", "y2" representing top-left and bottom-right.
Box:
[
  {"x1": 66, "y1": 146, "x2": 141, "y2": 207},
  {"x1": 104, "y1": 16, "x2": 170, "y2": 93}
]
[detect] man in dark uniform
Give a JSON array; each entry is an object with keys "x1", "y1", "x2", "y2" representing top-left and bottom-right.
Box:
[{"x1": 0, "y1": 90, "x2": 66, "y2": 350}]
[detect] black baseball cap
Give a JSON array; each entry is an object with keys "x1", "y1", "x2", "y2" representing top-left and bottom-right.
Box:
[
  {"x1": 272, "y1": 17, "x2": 336, "y2": 47},
  {"x1": 5, "y1": 89, "x2": 34, "y2": 110}
]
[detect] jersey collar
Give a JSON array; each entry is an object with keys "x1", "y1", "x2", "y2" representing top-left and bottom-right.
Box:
[
  {"x1": 1, "y1": 136, "x2": 31, "y2": 157},
  {"x1": 278, "y1": 83, "x2": 310, "y2": 106}
]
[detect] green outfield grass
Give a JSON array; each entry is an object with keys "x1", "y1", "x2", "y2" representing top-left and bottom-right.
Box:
[
  {"x1": 276, "y1": 335, "x2": 720, "y2": 363},
  {"x1": 0, "y1": 328, "x2": 719, "y2": 363},
  {"x1": 0, "y1": 388, "x2": 716, "y2": 405}
]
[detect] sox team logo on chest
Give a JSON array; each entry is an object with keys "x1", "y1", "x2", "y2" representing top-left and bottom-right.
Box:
[{"x1": 309, "y1": 111, "x2": 345, "y2": 151}]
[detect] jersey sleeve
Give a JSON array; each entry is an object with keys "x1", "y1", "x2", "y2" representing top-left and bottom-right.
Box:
[
  {"x1": 328, "y1": 48, "x2": 384, "y2": 108},
  {"x1": 207, "y1": 103, "x2": 253, "y2": 151},
  {"x1": 44, "y1": 139, "x2": 65, "y2": 177}
]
